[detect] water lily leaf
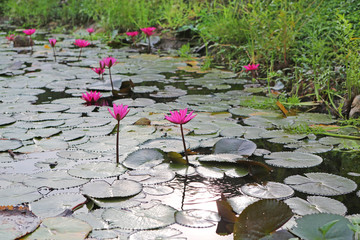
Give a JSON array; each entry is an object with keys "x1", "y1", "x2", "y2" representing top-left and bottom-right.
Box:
[
  {"x1": 129, "y1": 227, "x2": 184, "y2": 240},
  {"x1": 186, "y1": 122, "x2": 219, "y2": 135},
  {"x1": 68, "y1": 162, "x2": 127, "y2": 179},
  {"x1": 229, "y1": 107, "x2": 264, "y2": 117},
  {"x1": 234, "y1": 199, "x2": 293, "y2": 240},
  {"x1": 123, "y1": 148, "x2": 164, "y2": 169},
  {"x1": 0, "y1": 185, "x2": 42, "y2": 205},
  {"x1": 175, "y1": 209, "x2": 220, "y2": 228},
  {"x1": 318, "y1": 136, "x2": 343, "y2": 146},
  {"x1": 133, "y1": 86, "x2": 159, "y2": 94},
  {"x1": 113, "y1": 98, "x2": 155, "y2": 107},
  {"x1": 143, "y1": 185, "x2": 174, "y2": 196},
  {"x1": 89, "y1": 194, "x2": 143, "y2": 209},
  {"x1": 27, "y1": 128, "x2": 61, "y2": 138},
  {"x1": 293, "y1": 112, "x2": 336, "y2": 125},
  {"x1": 259, "y1": 130, "x2": 306, "y2": 139},
  {"x1": 213, "y1": 138, "x2": 257, "y2": 156},
  {"x1": 285, "y1": 196, "x2": 347, "y2": 216},
  {"x1": 0, "y1": 206, "x2": 41, "y2": 240},
  {"x1": 228, "y1": 195, "x2": 259, "y2": 214},
  {"x1": 243, "y1": 116, "x2": 275, "y2": 128},
  {"x1": 284, "y1": 172, "x2": 357, "y2": 196},
  {"x1": 198, "y1": 154, "x2": 245, "y2": 163},
  {"x1": 140, "y1": 138, "x2": 190, "y2": 153},
  {"x1": 123, "y1": 168, "x2": 175, "y2": 185},
  {"x1": 74, "y1": 209, "x2": 109, "y2": 230},
  {"x1": 23, "y1": 217, "x2": 92, "y2": 240},
  {"x1": 220, "y1": 126, "x2": 246, "y2": 138},
  {"x1": 259, "y1": 230, "x2": 296, "y2": 240},
  {"x1": 16, "y1": 138, "x2": 68, "y2": 153},
  {"x1": 56, "y1": 150, "x2": 100, "y2": 160},
  {"x1": 290, "y1": 213, "x2": 354, "y2": 240},
  {"x1": 264, "y1": 151, "x2": 323, "y2": 168},
  {"x1": 32, "y1": 104, "x2": 70, "y2": 113},
  {"x1": 0, "y1": 115, "x2": 16, "y2": 126},
  {"x1": 81, "y1": 179, "x2": 142, "y2": 198},
  {"x1": 26, "y1": 170, "x2": 89, "y2": 189},
  {"x1": 196, "y1": 164, "x2": 248, "y2": 178},
  {"x1": 241, "y1": 182, "x2": 294, "y2": 200},
  {"x1": 243, "y1": 127, "x2": 264, "y2": 139},
  {"x1": 102, "y1": 204, "x2": 176, "y2": 230},
  {"x1": 13, "y1": 119, "x2": 65, "y2": 129},
  {"x1": 176, "y1": 94, "x2": 221, "y2": 105},
  {"x1": 150, "y1": 86, "x2": 187, "y2": 98},
  {"x1": 0, "y1": 139, "x2": 22, "y2": 151},
  {"x1": 30, "y1": 193, "x2": 87, "y2": 219}
]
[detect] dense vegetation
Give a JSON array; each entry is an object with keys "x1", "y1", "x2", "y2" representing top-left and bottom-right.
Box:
[{"x1": 2, "y1": 0, "x2": 360, "y2": 118}]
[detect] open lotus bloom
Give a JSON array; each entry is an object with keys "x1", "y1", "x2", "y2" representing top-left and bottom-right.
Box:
[
  {"x1": 108, "y1": 104, "x2": 130, "y2": 121},
  {"x1": 87, "y1": 28, "x2": 94, "y2": 34},
  {"x1": 74, "y1": 39, "x2": 90, "y2": 48},
  {"x1": 140, "y1": 27, "x2": 156, "y2": 37},
  {"x1": 48, "y1": 39, "x2": 56, "y2": 47},
  {"x1": 126, "y1": 31, "x2": 139, "y2": 37},
  {"x1": 165, "y1": 108, "x2": 197, "y2": 125},
  {"x1": 91, "y1": 67, "x2": 105, "y2": 76},
  {"x1": 243, "y1": 64, "x2": 260, "y2": 72},
  {"x1": 103, "y1": 57, "x2": 117, "y2": 68},
  {"x1": 23, "y1": 29, "x2": 36, "y2": 36},
  {"x1": 6, "y1": 34, "x2": 15, "y2": 41},
  {"x1": 81, "y1": 91, "x2": 102, "y2": 103}
]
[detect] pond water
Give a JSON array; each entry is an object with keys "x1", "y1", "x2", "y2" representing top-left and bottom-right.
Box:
[{"x1": 0, "y1": 30, "x2": 359, "y2": 239}]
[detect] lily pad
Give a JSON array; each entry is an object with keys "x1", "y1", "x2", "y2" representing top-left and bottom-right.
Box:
[
  {"x1": 175, "y1": 209, "x2": 220, "y2": 228},
  {"x1": 123, "y1": 148, "x2": 164, "y2": 169},
  {"x1": 123, "y1": 168, "x2": 175, "y2": 185},
  {"x1": 0, "y1": 185, "x2": 42, "y2": 205},
  {"x1": 113, "y1": 98, "x2": 155, "y2": 107},
  {"x1": 129, "y1": 228, "x2": 184, "y2": 240},
  {"x1": 0, "y1": 115, "x2": 16, "y2": 126},
  {"x1": 0, "y1": 139, "x2": 22, "y2": 152},
  {"x1": 68, "y1": 162, "x2": 127, "y2": 179},
  {"x1": 284, "y1": 172, "x2": 357, "y2": 196},
  {"x1": 140, "y1": 138, "x2": 190, "y2": 153},
  {"x1": 143, "y1": 185, "x2": 174, "y2": 196},
  {"x1": 102, "y1": 204, "x2": 176, "y2": 230},
  {"x1": 241, "y1": 182, "x2": 294, "y2": 200},
  {"x1": 228, "y1": 195, "x2": 259, "y2": 214},
  {"x1": 264, "y1": 151, "x2": 323, "y2": 168},
  {"x1": 220, "y1": 126, "x2": 246, "y2": 138},
  {"x1": 213, "y1": 138, "x2": 257, "y2": 156},
  {"x1": 81, "y1": 179, "x2": 142, "y2": 198}
]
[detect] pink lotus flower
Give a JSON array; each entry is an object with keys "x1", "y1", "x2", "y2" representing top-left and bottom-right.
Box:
[
  {"x1": 48, "y1": 39, "x2": 56, "y2": 47},
  {"x1": 165, "y1": 108, "x2": 197, "y2": 125},
  {"x1": 6, "y1": 34, "x2": 15, "y2": 41},
  {"x1": 23, "y1": 29, "x2": 36, "y2": 36},
  {"x1": 103, "y1": 56, "x2": 117, "y2": 68},
  {"x1": 81, "y1": 91, "x2": 102, "y2": 103},
  {"x1": 126, "y1": 31, "x2": 139, "y2": 37},
  {"x1": 140, "y1": 27, "x2": 156, "y2": 37},
  {"x1": 74, "y1": 39, "x2": 90, "y2": 48},
  {"x1": 99, "y1": 60, "x2": 106, "y2": 69},
  {"x1": 91, "y1": 67, "x2": 105, "y2": 78},
  {"x1": 243, "y1": 64, "x2": 259, "y2": 72},
  {"x1": 87, "y1": 28, "x2": 95, "y2": 34}
]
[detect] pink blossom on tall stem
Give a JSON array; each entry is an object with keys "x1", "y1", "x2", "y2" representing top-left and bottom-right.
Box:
[
  {"x1": 243, "y1": 63, "x2": 259, "y2": 79},
  {"x1": 140, "y1": 27, "x2": 156, "y2": 53},
  {"x1": 126, "y1": 31, "x2": 139, "y2": 46},
  {"x1": 91, "y1": 67, "x2": 105, "y2": 79},
  {"x1": 81, "y1": 91, "x2": 102, "y2": 103},
  {"x1": 48, "y1": 38, "x2": 57, "y2": 62},
  {"x1": 164, "y1": 108, "x2": 197, "y2": 164},
  {"x1": 87, "y1": 28, "x2": 94, "y2": 44},
  {"x1": 23, "y1": 29, "x2": 36, "y2": 51},
  {"x1": 102, "y1": 57, "x2": 118, "y2": 91},
  {"x1": 108, "y1": 104, "x2": 130, "y2": 164},
  {"x1": 74, "y1": 39, "x2": 90, "y2": 60}
]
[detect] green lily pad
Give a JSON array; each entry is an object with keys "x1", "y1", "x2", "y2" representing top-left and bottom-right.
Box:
[
  {"x1": 15, "y1": 138, "x2": 68, "y2": 153},
  {"x1": 264, "y1": 152, "x2": 323, "y2": 168},
  {"x1": 197, "y1": 154, "x2": 246, "y2": 163},
  {"x1": 140, "y1": 138, "x2": 190, "y2": 153},
  {"x1": 102, "y1": 204, "x2": 176, "y2": 230},
  {"x1": 143, "y1": 185, "x2": 174, "y2": 196},
  {"x1": 290, "y1": 213, "x2": 354, "y2": 240},
  {"x1": 0, "y1": 185, "x2": 42, "y2": 205},
  {"x1": 228, "y1": 195, "x2": 259, "y2": 214},
  {"x1": 123, "y1": 148, "x2": 164, "y2": 169},
  {"x1": 196, "y1": 164, "x2": 248, "y2": 178},
  {"x1": 56, "y1": 150, "x2": 100, "y2": 160},
  {"x1": 23, "y1": 217, "x2": 92, "y2": 240},
  {"x1": 220, "y1": 126, "x2": 246, "y2": 138},
  {"x1": 81, "y1": 179, "x2": 142, "y2": 198},
  {"x1": 0, "y1": 115, "x2": 16, "y2": 126},
  {"x1": 89, "y1": 194, "x2": 143, "y2": 209},
  {"x1": 284, "y1": 196, "x2": 347, "y2": 216},
  {"x1": 175, "y1": 209, "x2": 220, "y2": 228},
  {"x1": 0, "y1": 139, "x2": 22, "y2": 152},
  {"x1": 284, "y1": 172, "x2": 357, "y2": 196},
  {"x1": 113, "y1": 98, "x2": 155, "y2": 107},
  {"x1": 123, "y1": 168, "x2": 175, "y2": 185},
  {"x1": 68, "y1": 162, "x2": 127, "y2": 179},
  {"x1": 73, "y1": 209, "x2": 108, "y2": 230},
  {"x1": 213, "y1": 138, "x2": 257, "y2": 156},
  {"x1": 32, "y1": 104, "x2": 70, "y2": 113},
  {"x1": 241, "y1": 182, "x2": 294, "y2": 200},
  {"x1": 129, "y1": 228, "x2": 184, "y2": 240}
]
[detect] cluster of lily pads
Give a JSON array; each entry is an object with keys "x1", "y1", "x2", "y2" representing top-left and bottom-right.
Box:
[{"x1": 0, "y1": 30, "x2": 359, "y2": 239}]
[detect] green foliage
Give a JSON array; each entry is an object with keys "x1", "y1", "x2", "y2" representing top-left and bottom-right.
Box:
[{"x1": 177, "y1": 43, "x2": 192, "y2": 59}]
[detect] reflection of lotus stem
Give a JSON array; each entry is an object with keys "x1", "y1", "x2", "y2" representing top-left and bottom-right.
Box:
[
  {"x1": 116, "y1": 119, "x2": 120, "y2": 164},
  {"x1": 52, "y1": 47, "x2": 57, "y2": 62},
  {"x1": 181, "y1": 166, "x2": 189, "y2": 210},
  {"x1": 109, "y1": 68, "x2": 114, "y2": 91},
  {"x1": 180, "y1": 124, "x2": 189, "y2": 164},
  {"x1": 78, "y1": 48, "x2": 82, "y2": 61}
]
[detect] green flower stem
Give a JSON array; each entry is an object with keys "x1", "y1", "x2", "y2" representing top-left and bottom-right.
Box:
[
  {"x1": 180, "y1": 124, "x2": 189, "y2": 164},
  {"x1": 52, "y1": 47, "x2": 57, "y2": 62},
  {"x1": 116, "y1": 119, "x2": 120, "y2": 164},
  {"x1": 78, "y1": 48, "x2": 82, "y2": 61},
  {"x1": 147, "y1": 36, "x2": 151, "y2": 53}
]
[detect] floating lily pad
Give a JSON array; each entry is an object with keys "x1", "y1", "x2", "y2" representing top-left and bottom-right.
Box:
[
  {"x1": 196, "y1": 164, "x2": 248, "y2": 179},
  {"x1": 16, "y1": 138, "x2": 68, "y2": 153},
  {"x1": 0, "y1": 115, "x2": 16, "y2": 126},
  {"x1": 0, "y1": 206, "x2": 41, "y2": 240},
  {"x1": 143, "y1": 185, "x2": 174, "y2": 196},
  {"x1": 284, "y1": 172, "x2": 357, "y2": 196},
  {"x1": 32, "y1": 104, "x2": 70, "y2": 113},
  {"x1": 228, "y1": 195, "x2": 259, "y2": 214},
  {"x1": 175, "y1": 209, "x2": 220, "y2": 228},
  {"x1": 150, "y1": 86, "x2": 187, "y2": 98},
  {"x1": 290, "y1": 213, "x2": 354, "y2": 240},
  {"x1": 123, "y1": 148, "x2": 164, "y2": 169},
  {"x1": 285, "y1": 196, "x2": 347, "y2": 216},
  {"x1": 264, "y1": 152, "x2": 323, "y2": 168},
  {"x1": 0, "y1": 139, "x2": 22, "y2": 152},
  {"x1": 241, "y1": 182, "x2": 294, "y2": 200},
  {"x1": 123, "y1": 168, "x2": 176, "y2": 185},
  {"x1": 89, "y1": 194, "x2": 143, "y2": 209},
  {"x1": 23, "y1": 217, "x2": 92, "y2": 240},
  {"x1": 56, "y1": 150, "x2": 100, "y2": 160},
  {"x1": 129, "y1": 228, "x2": 183, "y2": 240},
  {"x1": 213, "y1": 138, "x2": 257, "y2": 156},
  {"x1": 68, "y1": 162, "x2": 127, "y2": 179},
  {"x1": 30, "y1": 193, "x2": 87, "y2": 219},
  {"x1": 0, "y1": 185, "x2": 42, "y2": 205},
  {"x1": 197, "y1": 154, "x2": 245, "y2": 163},
  {"x1": 220, "y1": 126, "x2": 246, "y2": 138},
  {"x1": 102, "y1": 204, "x2": 176, "y2": 230},
  {"x1": 81, "y1": 179, "x2": 142, "y2": 198},
  {"x1": 74, "y1": 209, "x2": 109, "y2": 230},
  {"x1": 140, "y1": 138, "x2": 190, "y2": 153},
  {"x1": 113, "y1": 98, "x2": 155, "y2": 107}
]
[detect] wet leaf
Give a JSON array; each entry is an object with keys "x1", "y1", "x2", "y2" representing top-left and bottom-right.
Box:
[
  {"x1": 241, "y1": 182, "x2": 294, "y2": 200},
  {"x1": 81, "y1": 179, "x2": 142, "y2": 198},
  {"x1": 143, "y1": 185, "x2": 174, "y2": 196},
  {"x1": 140, "y1": 138, "x2": 190, "y2": 153},
  {"x1": 0, "y1": 139, "x2": 22, "y2": 152},
  {"x1": 228, "y1": 195, "x2": 259, "y2": 214},
  {"x1": 68, "y1": 162, "x2": 127, "y2": 179},
  {"x1": 128, "y1": 227, "x2": 184, "y2": 240},
  {"x1": 220, "y1": 126, "x2": 246, "y2": 138},
  {"x1": 0, "y1": 185, "x2": 42, "y2": 205},
  {"x1": 123, "y1": 148, "x2": 164, "y2": 169},
  {"x1": 213, "y1": 138, "x2": 257, "y2": 156},
  {"x1": 216, "y1": 194, "x2": 237, "y2": 223},
  {"x1": 123, "y1": 168, "x2": 175, "y2": 185},
  {"x1": 264, "y1": 151, "x2": 323, "y2": 168},
  {"x1": 175, "y1": 209, "x2": 220, "y2": 228}
]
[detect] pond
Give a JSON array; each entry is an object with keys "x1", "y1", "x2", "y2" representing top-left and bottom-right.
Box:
[{"x1": 0, "y1": 30, "x2": 359, "y2": 240}]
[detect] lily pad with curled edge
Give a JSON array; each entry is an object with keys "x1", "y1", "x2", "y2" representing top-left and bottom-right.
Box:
[
  {"x1": 102, "y1": 203, "x2": 176, "y2": 230},
  {"x1": 284, "y1": 196, "x2": 347, "y2": 216},
  {"x1": 0, "y1": 115, "x2": 16, "y2": 126},
  {"x1": 113, "y1": 98, "x2": 156, "y2": 107},
  {"x1": 30, "y1": 193, "x2": 87, "y2": 219},
  {"x1": 81, "y1": 179, "x2": 142, "y2": 198},
  {"x1": 318, "y1": 136, "x2": 343, "y2": 146},
  {"x1": 34, "y1": 158, "x2": 72, "y2": 170},
  {"x1": 25, "y1": 170, "x2": 89, "y2": 189},
  {"x1": 241, "y1": 182, "x2": 294, "y2": 200},
  {"x1": 175, "y1": 209, "x2": 220, "y2": 228},
  {"x1": 227, "y1": 195, "x2": 259, "y2": 214},
  {"x1": 0, "y1": 206, "x2": 41, "y2": 240},
  {"x1": 243, "y1": 116, "x2": 276, "y2": 129},
  {"x1": 220, "y1": 126, "x2": 246, "y2": 138},
  {"x1": 12, "y1": 119, "x2": 65, "y2": 129},
  {"x1": 68, "y1": 162, "x2": 127, "y2": 179},
  {"x1": 140, "y1": 138, "x2": 190, "y2": 153},
  {"x1": 198, "y1": 153, "x2": 246, "y2": 163},
  {"x1": 123, "y1": 167, "x2": 176, "y2": 185},
  {"x1": 191, "y1": 103, "x2": 230, "y2": 113},
  {"x1": 23, "y1": 217, "x2": 92, "y2": 240},
  {"x1": 0, "y1": 139, "x2": 22, "y2": 152},
  {"x1": 51, "y1": 97, "x2": 85, "y2": 105},
  {"x1": 284, "y1": 172, "x2": 357, "y2": 196},
  {"x1": 234, "y1": 199, "x2": 293, "y2": 240},
  {"x1": 213, "y1": 138, "x2": 257, "y2": 156},
  {"x1": 229, "y1": 107, "x2": 264, "y2": 117},
  {"x1": 89, "y1": 192, "x2": 144, "y2": 209},
  {"x1": 264, "y1": 151, "x2": 323, "y2": 168},
  {"x1": 290, "y1": 213, "x2": 354, "y2": 240},
  {"x1": 123, "y1": 148, "x2": 164, "y2": 169},
  {"x1": 0, "y1": 185, "x2": 42, "y2": 205},
  {"x1": 57, "y1": 150, "x2": 100, "y2": 160},
  {"x1": 129, "y1": 227, "x2": 184, "y2": 240}
]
